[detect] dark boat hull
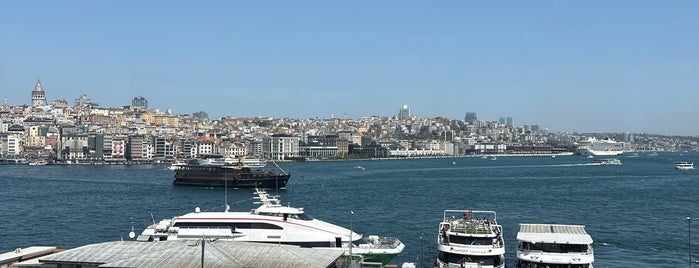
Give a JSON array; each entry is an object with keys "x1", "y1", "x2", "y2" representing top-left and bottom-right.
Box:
[{"x1": 173, "y1": 165, "x2": 290, "y2": 188}]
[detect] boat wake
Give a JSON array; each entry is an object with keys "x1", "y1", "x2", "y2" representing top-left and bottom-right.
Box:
[{"x1": 550, "y1": 163, "x2": 600, "y2": 167}]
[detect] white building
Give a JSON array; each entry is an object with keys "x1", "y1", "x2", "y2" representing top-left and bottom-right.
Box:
[
  {"x1": 263, "y1": 135, "x2": 300, "y2": 160},
  {"x1": 0, "y1": 133, "x2": 24, "y2": 155}
]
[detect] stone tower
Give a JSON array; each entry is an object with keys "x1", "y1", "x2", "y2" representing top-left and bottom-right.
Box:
[{"x1": 31, "y1": 79, "x2": 47, "y2": 107}]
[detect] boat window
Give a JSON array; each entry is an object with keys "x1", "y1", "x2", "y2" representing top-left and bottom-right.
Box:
[
  {"x1": 173, "y1": 221, "x2": 283, "y2": 230},
  {"x1": 448, "y1": 235, "x2": 493, "y2": 245},
  {"x1": 289, "y1": 213, "x2": 313, "y2": 220},
  {"x1": 517, "y1": 262, "x2": 591, "y2": 268},
  {"x1": 258, "y1": 212, "x2": 282, "y2": 217},
  {"x1": 521, "y1": 242, "x2": 588, "y2": 253}
]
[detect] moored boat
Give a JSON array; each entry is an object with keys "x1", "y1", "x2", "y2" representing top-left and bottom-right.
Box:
[
  {"x1": 172, "y1": 156, "x2": 289, "y2": 188},
  {"x1": 139, "y1": 188, "x2": 404, "y2": 266},
  {"x1": 516, "y1": 223, "x2": 594, "y2": 268},
  {"x1": 435, "y1": 210, "x2": 505, "y2": 268}
]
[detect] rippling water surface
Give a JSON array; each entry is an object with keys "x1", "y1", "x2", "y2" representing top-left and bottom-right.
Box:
[{"x1": 1, "y1": 152, "x2": 698, "y2": 267}]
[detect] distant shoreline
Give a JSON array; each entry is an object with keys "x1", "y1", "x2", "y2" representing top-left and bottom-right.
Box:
[
  {"x1": 370, "y1": 152, "x2": 575, "y2": 160},
  {"x1": 8, "y1": 151, "x2": 681, "y2": 166}
]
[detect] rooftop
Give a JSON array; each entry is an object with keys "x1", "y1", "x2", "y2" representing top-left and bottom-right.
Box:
[
  {"x1": 517, "y1": 223, "x2": 593, "y2": 245},
  {"x1": 38, "y1": 240, "x2": 343, "y2": 268}
]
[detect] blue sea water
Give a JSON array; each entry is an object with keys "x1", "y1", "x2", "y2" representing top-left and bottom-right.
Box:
[{"x1": 1, "y1": 152, "x2": 698, "y2": 267}]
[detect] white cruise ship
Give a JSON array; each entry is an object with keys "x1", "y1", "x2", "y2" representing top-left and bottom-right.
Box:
[
  {"x1": 516, "y1": 224, "x2": 594, "y2": 268},
  {"x1": 139, "y1": 189, "x2": 404, "y2": 266},
  {"x1": 435, "y1": 210, "x2": 505, "y2": 268},
  {"x1": 575, "y1": 138, "x2": 624, "y2": 156}
]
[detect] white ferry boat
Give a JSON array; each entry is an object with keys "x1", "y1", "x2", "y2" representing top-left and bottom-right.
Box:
[
  {"x1": 28, "y1": 159, "x2": 49, "y2": 166},
  {"x1": 575, "y1": 138, "x2": 624, "y2": 156},
  {"x1": 593, "y1": 158, "x2": 621, "y2": 165},
  {"x1": 435, "y1": 210, "x2": 505, "y2": 268},
  {"x1": 167, "y1": 159, "x2": 187, "y2": 170},
  {"x1": 139, "y1": 189, "x2": 404, "y2": 265},
  {"x1": 675, "y1": 162, "x2": 694, "y2": 170},
  {"x1": 516, "y1": 224, "x2": 594, "y2": 268}
]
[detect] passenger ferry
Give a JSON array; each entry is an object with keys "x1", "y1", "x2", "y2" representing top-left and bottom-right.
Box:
[
  {"x1": 516, "y1": 224, "x2": 594, "y2": 268},
  {"x1": 169, "y1": 155, "x2": 267, "y2": 170},
  {"x1": 435, "y1": 210, "x2": 505, "y2": 268},
  {"x1": 172, "y1": 156, "x2": 288, "y2": 188},
  {"x1": 593, "y1": 158, "x2": 621, "y2": 165},
  {"x1": 139, "y1": 189, "x2": 404, "y2": 266},
  {"x1": 675, "y1": 162, "x2": 694, "y2": 170},
  {"x1": 575, "y1": 138, "x2": 624, "y2": 156}
]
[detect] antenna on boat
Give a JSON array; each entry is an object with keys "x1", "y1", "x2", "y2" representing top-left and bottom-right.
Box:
[
  {"x1": 349, "y1": 210, "x2": 354, "y2": 256},
  {"x1": 128, "y1": 217, "x2": 136, "y2": 239}
]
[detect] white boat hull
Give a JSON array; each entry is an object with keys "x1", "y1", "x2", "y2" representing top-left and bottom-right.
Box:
[{"x1": 578, "y1": 148, "x2": 623, "y2": 156}]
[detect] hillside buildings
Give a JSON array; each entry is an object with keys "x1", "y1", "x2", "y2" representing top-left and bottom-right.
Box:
[{"x1": 1, "y1": 80, "x2": 696, "y2": 163}]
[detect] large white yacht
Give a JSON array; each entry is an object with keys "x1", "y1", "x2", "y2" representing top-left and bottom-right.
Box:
[
  {"x1": 575, "y1": 138, "x2": 624, "y2": 156},
  {"x1": 139, "y1": 189, "x2": 404, "y2": 265},
  {"x1": 516, "y1": 224, "x2": 594, "y2": 268},
  {"x1": 435, "y1": 210, "x2": 505, "y2": 268}
]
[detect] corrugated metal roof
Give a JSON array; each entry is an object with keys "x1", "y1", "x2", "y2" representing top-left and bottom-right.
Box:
[
  {"x1": 39, "y1": 240, "x2": 343, "y2": 268},
  {"x1": 0, "y1": 246, "x2": 56, "y2": 263},
  {"x1": 517, "y1": 223, "x2": 593, "y2": 244}
]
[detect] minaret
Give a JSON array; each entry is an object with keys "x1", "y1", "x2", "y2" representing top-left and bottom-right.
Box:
[
  {"x1": 31, "y1": 79, "x2": 47, "y2": 107},
  {"x1": 1, "y1": 99, "x2": 9, "y2": 113}
]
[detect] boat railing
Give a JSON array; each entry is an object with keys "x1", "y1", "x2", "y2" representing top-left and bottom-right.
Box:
[
  {"x1": 518, "y1": 248, "x2": 594, "y2": 255},
  {"x1": 440, "y1": 239, "x2": 505, "y2": 249},
  {"x1": 451, "y1": 223, "x2": 493, "y2": 235},
  {"x1": 176, "y1": 226, "x2": 234, "y2": 232},
  {"x1": 439, "y1": 234, "x2": 504, "y2": 248}
]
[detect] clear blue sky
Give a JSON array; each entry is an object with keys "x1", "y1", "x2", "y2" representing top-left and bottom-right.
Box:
[{"x1": 1, "y1": 1, "x2": 698, "y2": 135}]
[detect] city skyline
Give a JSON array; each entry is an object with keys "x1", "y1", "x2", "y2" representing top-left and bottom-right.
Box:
[{"x1": 1, "y1": 1, "x2": 698, "y2": 135}]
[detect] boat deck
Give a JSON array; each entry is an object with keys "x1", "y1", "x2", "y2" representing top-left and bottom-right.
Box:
[
  {"x1": 441, "y1": 210, "x2": 499, "y2": 236},
  {"x1": 517, "y1": 224, "x2": 592, "y2": 244},
  {"x1": 448, "y1": 218, "x2": 496, "y2": 235}
]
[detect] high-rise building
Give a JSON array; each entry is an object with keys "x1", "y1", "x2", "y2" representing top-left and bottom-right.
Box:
[
  {"x1": 464, "y1": 112, "x2": 477, "y2": 123},
  {"x1": 193, "y1": 111, "x2": 208, "y2": 119},
  {"x1": 132, "y1": 96, "x2": 148, "y2": 110},
  {"x1": 1, "y1": 99, "x2": 9, "y2": 114},
  {"x1": 75, "y1": 94, "x2": 93, "y2": 107},
  {"x1": 31, "y1": 79, "x2": 47, "y2": 107},
  {"x1": 398, "y1": 104, "x2": 411, "y2": 120},
  {"x1": 499, "y1": 116, "x2": 513, "y2": 126}
]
